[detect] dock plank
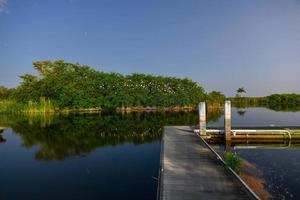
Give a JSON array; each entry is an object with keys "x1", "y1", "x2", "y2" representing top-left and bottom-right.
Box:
[{"x1": 159, "y1": 126, "x2": 256, "y2": 200}]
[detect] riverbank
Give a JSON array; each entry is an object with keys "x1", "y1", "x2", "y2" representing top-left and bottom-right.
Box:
[{"x1": 0, "y1": 100, "x2": 225, "y2": 114}]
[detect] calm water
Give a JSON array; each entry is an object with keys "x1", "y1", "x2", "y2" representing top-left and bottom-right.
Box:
[
  {"x1": 208, "y1": 107, "x2": 300, "y2": 127},
  {"x1": 208, "y1": 107, "x2": 300, "y2": 200},
  {"x1": 0, "y1": 107, "x2": 300, "y2": 200},
  {"x1": 0, "y1": 112, "x2": 199, "y2": 200}
]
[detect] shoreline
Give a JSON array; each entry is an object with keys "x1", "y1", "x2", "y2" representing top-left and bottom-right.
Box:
[{"x1": 0, "y1": 105, "x2": 224, "y2": 114}]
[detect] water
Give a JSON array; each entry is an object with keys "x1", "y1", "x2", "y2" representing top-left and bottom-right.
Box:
[
  {"x1": 235, "y1": 148, "x2": 300, "y2": 199},
  {"x1": 0, "y1": 107, "x2": 300, "y2": 199},
  {"x1": 0, "y1": 112, "x2": 199, "y2": 200},
  {"x1": 208, "y1": 107, "x2": 300, "y2": 127},
  {"x1": 1, "y1": 129, "x2": 160, "y2": 199},
  {"x1": 208, "y1": 107, "x2": 300, "y2": 200}
]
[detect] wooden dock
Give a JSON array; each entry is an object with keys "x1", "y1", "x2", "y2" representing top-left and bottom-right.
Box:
[{"x1": 158, "y1": 126, "x2": 257, "y2": 200}]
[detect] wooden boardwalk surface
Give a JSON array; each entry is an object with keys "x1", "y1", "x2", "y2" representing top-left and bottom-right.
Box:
[{"x1": 159, "y1": 126, "x2": 256, "y2": 200}]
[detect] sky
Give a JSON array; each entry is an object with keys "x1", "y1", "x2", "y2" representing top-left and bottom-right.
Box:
[{"x1": 0, "y1": 0, "x2": 300, "y2": 96}]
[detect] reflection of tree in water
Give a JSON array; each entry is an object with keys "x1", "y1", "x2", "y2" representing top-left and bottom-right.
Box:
[
  {"x1": 207, "y1": 107, "x2": 223, "y2": 122},
  {"x1": 0, "y1": 132, "x2": 5, "y2": 143},
  {"x1": 0, "y1": 111, "x2": 222, "y2": 161},
  {"x1": 267, "y1": 104, "x2": 300, "y2": 112},
  {"x1": 237, "y1": 109, "x2": 246, "y2": 116}
]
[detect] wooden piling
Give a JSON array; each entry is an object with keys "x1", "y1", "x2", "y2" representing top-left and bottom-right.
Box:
[
  {"x1": 199, "y1": 102, "x2": 206, "y2": 136},
  {"x1": 225, "y1": 101, "x2": 231, "y2": 141}
]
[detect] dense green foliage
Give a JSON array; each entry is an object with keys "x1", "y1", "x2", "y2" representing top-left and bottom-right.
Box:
[
  {"x1": 206, "y1": 91, "x2": 226, "y2": 105},
  {"x1": 0, "y1": 100, "x2": 26, "y2": 114},
  {"x1": 0, "y1": 60, "x2": 226, "y2": 112},
  {"x1": 6, "y1": 61, "x2": 196, "y2": 109},
  {"x1": 268, "y1": 94, "x2": 300, "y2": 106},
  {"x1": 0, "y1": 86, "x2": 11, "y2": 100},
  {"x1": 0, "y1": 99, "x2": 55, "y2": 114},
  {"x1": 2, "y1": 60, "x2": 298, "y2": 113}
]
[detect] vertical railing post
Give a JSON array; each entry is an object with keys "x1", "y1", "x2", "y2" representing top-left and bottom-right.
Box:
[
  {"x1": 224, "y1": 100, "x2": 231, "y2": 141},
  {"x1": 199, "y1": 102, "x2": 206, "y2": 136}
]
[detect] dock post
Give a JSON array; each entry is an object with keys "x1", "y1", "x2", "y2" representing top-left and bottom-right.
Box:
[
  {"x1": 199, "y1": 102, "x2": 206, "y2": 136},
  {"x1": 224, "y1": 101, "x2": 231, "y2": 140}
]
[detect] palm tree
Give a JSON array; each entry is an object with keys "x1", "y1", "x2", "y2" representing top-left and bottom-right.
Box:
[{"x1": 236, "y1": 87, "x2": 246, "y2": 97}]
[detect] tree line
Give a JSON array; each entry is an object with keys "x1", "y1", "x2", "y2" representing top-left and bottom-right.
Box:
[
  {"x1": 230, "y1": 93, "x2": 300, "y2": 110},
  {"x1": 0, "y1": 60, "x2": 226, "y2": 112}
]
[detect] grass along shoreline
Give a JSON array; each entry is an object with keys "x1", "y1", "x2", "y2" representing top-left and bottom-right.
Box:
[{"x1": 1, "y1": 100, "x2": 223, "y2": 114}]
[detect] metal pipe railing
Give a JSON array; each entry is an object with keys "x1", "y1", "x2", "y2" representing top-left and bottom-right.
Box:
[{"x1": 195, "y1": 129, "x2": 292, "y2": 138}]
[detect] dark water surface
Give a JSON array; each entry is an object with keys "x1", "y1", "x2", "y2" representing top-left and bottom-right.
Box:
[
  {"x1": 208, "y1": 107, "x2": 300, "y2": 200},
  {"x1": 208, "y1": 107, "x2": 300, "y2": 127},
  {"x1": 0, "y1": 107, "x2": 300, "y2": 199},
  {"x1": 235, "y1": 148, "x2": 300, "y2": 199},
  {"x1": 0, "y1": 112, "x2": 200, "y2": 200}
]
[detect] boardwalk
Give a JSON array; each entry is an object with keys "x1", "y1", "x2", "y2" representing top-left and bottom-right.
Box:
[{"x1": 159, "y1": 126, "x2": 256, "y2": 200}]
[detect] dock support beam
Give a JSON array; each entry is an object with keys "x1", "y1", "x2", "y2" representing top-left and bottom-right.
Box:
[
  {"x1": 224, "y1": 101, "x2": 231, "y2": 141},
  {"x1": 199, "y1": 102, "x2": 206, "y2": 136}
]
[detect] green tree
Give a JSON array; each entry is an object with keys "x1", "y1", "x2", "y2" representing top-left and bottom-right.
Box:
[
  {"x1": 236, "y1": 87, "x2": 246, "y2": 97},
  {"x1": 0, "y1": 86, "x2": 11, "y2": 100},
  {"x1": 206, "y1": 91, "x2": 226, "y2": 104},
  {"x1": 9, "y1": 60, "x2": 208, "y2": 110}
]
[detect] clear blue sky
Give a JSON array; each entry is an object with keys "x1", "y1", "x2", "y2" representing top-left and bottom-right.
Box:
[{"x1": 1, "y1": 0, "x2": 300, "y2": 96}]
